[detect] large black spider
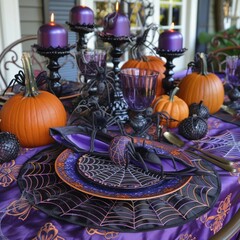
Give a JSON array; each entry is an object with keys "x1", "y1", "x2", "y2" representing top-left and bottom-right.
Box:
[
  {"x1": 68, "y1": 96, "x2": 126, "y2": 152},
  {"x1": 79, "y1": 65, "x2": 115, "y2": 107},
  {"x1": 108, "y1": 135, "x2": 212, "y2": 178}
]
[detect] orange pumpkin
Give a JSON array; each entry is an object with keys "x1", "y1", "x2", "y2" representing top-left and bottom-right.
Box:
[
  {"x1": 177, "y1": 52, "x2": 224, "y2": 114},
  {"x1": 152, "y1": 87, "x2": 189, "y2": 128},
  {"x1": 122, "y1": 56, "x2": 166, "y2": 97},
  {"x1": 0, "y1": 53, "x2": 67, "y2": 147}
]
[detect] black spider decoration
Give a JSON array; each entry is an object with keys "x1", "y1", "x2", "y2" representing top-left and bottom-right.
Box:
[
  {"x1": 3, "y1": 70, "x2": 25, "y2": 95},
  {"x1": 132, "y1": 109, "x2": 178, "y2": 141},
  {"x1": 130, "y1": 23, "x2": 159, "y2": 60},
  {"x1": 108, "y1": 135, "x2": 212, "y2": 178},
  {"x1": 3, "y1": 70, "x2": 49, "y2": 96},
  {"x1": 79, "y1": 66, "x2": 115, "y2": 107},
  {"x1": 68, "y1": 97, "x2": 126, "y2": 152}
]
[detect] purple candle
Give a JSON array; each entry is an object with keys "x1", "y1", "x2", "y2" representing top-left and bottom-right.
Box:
[
  {"x1": 37, "y1": 13, "x2": 68, "y2": 48},
  {"x1": 103, "y1": 2, "x2": 130, "y2": 37},
  {"x1": 69, "y1": 5, "x2": 94, "y2": 25},
  {"x1": 158, "y1": 23, "x2": 183, "y2": 51}
]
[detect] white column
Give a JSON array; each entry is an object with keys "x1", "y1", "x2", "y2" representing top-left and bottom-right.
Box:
[
  {"x1": 0, "y1": 0, "x2": 21, "y2": 89},
  {"x1": 183, "y1": 0, "x2": 198, "y2": 70}
]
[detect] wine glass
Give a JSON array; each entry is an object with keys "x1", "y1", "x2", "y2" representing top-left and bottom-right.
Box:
[
  {"x1": 75, "y1": 49, "x2": 107, "y2": 83},
  {"x1": 225, "y1": 55, "x2": 240, "y2": 109},
  {"x1": 119, "y1": 68, "x2": 158, "y2": 138}
]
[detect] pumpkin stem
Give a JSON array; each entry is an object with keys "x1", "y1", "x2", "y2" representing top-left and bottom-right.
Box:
[
  {"x1": 21, "y1": 52, "x2": 39, "y2": 97},
  {"x1": 169, "y1": 87, "x2": 179, "y2": 102},
  {"x1": 197, "y1": 52, "x2": 208, "y2": 76},
  {"x1": 198, "y1": 100, "x2": 203, "y2": 108}
]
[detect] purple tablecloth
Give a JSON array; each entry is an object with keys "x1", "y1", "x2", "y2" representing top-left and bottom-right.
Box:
[{"x1": 0, "y1": 117, "x2": 240, "y2": 240}]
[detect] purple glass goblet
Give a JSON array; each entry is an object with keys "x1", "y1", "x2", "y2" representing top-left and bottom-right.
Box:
[
  {"x1": 119, "y1": 68, "x2": 158, "y2": 137},
  {"x1": 76, "y1": 49, "x2": 107, "y2": 82},
  {"x1": 225, "y1": 55, "x2": 240, "y2": 109}
]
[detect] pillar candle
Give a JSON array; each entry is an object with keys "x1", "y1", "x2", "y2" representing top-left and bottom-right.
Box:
[
  {"x1": 37, "y1": 13, "x2": 68, "y2": 48},
  {"x1": 158, "y1": 23, "x2": 183, "y2": 51},
  {"x1": 69, "y1": 5, "x2": 94, "y2": 25},
  {"x1": 103, "y1": 1, "x2": 130, "y2": 37}
]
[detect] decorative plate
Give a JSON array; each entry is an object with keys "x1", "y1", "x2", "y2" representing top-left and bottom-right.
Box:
[
  {"x1": 76, "y1": 154, "x2": 163, "y2": 189},
  {"x1": 55, "y1": 146, "x2": 193, "y2": 200},
  {"x1": 17, "y1": 144, "x2": 221, "y2": 232}
]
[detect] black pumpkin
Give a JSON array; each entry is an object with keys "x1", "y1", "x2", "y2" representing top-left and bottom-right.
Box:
[
  {"x1": 189, "y1": 101, "x2": 210, "y2": 119},
  {"x1": 178, "y1": 115, "x2": 208, "y2": 140},
  {"x1": 0, "y1": 132, "x2": 20, "y2": 163}
]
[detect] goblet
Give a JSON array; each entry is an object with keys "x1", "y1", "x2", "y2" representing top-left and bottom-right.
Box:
[
  {"x1": 225, "y1": 55, "x2": 240, "y2": 109},
  {"x1": 119, "y1": 68, "x2": 158, "y2": 138},
  {"x1": 75, "y1": 49, "x2": 107, "y2": 83}
]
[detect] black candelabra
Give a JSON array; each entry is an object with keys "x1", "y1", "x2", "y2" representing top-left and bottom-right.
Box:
[
  {"x1": 99, "y1": 33, "x2": 133, "y2": 123},
  {"x1": 66, "y1": 22, "x2": 94, "y2": 50},
  {"x1": 33, "y1": 45, "x2": 71, "y2": 97},
  {"x1": 155, "y1": 48, "x2": 187, "y2": 94}
]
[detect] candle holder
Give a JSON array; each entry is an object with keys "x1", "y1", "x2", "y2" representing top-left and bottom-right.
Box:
[
  {"x1": 33, "y1": 44, "x2": 71, "y2": 96},
  {"x1": 155, "y1": 48, "x2": 187, "y2": 93},
  {"x1": 98, "y1": 32, "x2": 133, "y2": 123},
  {"x1": 66, "y1": 22, "x2": 94, "y2": 50}
]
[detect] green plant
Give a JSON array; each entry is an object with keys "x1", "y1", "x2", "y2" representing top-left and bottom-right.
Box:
[{"x1": 198, "y1": 25, "x2": 240, "y2": 52}]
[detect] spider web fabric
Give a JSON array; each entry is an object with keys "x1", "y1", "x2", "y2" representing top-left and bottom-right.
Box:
[
  {"x1": 17, "y1": 144, "x2": 221, "y2": 232},
  {"x1": 77, "y1": 154, "x2": 163, "y2": 189},
  {"x1": 193, "y1": 129, "x2": 240, "y2": 159}
]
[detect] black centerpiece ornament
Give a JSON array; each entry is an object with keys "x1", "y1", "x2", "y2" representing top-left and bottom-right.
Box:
[
  {"x1": 156, "y1": 24, "x2": 187, "y2": 94},
  {"x1": 33, "y1": 44, "x2": 72, "y2": 97},
  {"x1": 66, "y1": 22, "x2": 94, "y2": 50},
  {"x1": 155, "y1": 48, "x2": 187, "y2": 93},
  {"x1": 98, "y1": 32, "x2": 133, "y2": 123}
]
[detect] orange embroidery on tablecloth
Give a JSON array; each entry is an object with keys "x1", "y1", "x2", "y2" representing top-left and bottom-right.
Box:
[
  {"x1": 170, "y1": 149, "x2": 181, "y2": 156},
  {"x1": 32, "y1": 222, "x2": 65, "y2": 240},
  {"x1": 0, "y1": 160, "x2": 21, "y2": 187},
  {"x1": 6, "y1": 195, "x2": 36, "y2": 221},
  {"x1": 198, "y1": 193, "x2": 232, "y2": 234},
  {"x1": 178, "y1": 233, "x2": 197, "y2": 240},
  {"x1": 87, "y1": 228, "x2": 119, "y2": 239}
]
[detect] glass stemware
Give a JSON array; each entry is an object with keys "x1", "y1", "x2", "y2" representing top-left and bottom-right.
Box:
[
  {"x1": 75, "y1": 49, "x2": 107, "y2": 83},
  {"x1": 119, "y1": 68, "x2": 158, "y2": 138},
  {"x1": 225, "y1": 55, "x2": 240, "y2": 109}
]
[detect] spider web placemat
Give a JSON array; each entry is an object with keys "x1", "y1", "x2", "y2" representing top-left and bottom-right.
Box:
[{"x1": 17, "y1": 144, "x2": 220, "y2": 232}]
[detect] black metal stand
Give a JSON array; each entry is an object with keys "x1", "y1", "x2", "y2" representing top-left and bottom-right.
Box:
[
  {"x1": 66, "y1": 22, "x2": 94, "y2": 50},
  {"x1": 33, "y1": 45, "x2": 71, "y2": 97},
  {"x1": 155, "y1": 48, "x2": 187, "y2": 93},
  {"x1": 99, "y1": 32, "x2": 132, "y2": 123}
]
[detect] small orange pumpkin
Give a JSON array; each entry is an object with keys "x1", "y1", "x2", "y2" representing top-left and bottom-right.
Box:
[
  {"x1": 177, "y1": 52, "x2": 224, "y2": 114},
  {"x1": 152, "y1": 87, "x2": 189, "y2": 128},
  {"x1": 0, "y1": 53, "x2": 67, "y2": 147}
]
